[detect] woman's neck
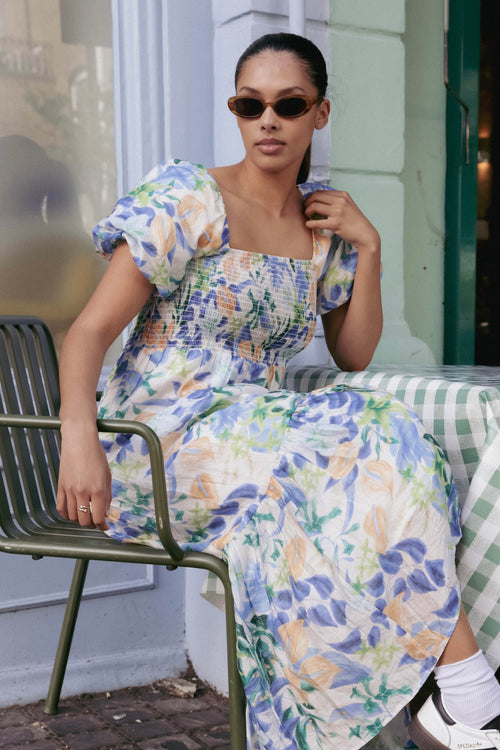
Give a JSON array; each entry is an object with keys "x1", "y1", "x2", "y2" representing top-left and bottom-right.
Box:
[{"x1": 216, "y1": 159, "x2": 302, "y2": 218}]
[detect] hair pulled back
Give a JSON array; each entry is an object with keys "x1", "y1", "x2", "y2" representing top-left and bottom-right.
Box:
[{"x1": 234, "y1": 33, "x2": 328, "y2": 184}]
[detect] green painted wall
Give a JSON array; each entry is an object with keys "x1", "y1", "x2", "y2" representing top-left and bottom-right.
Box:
[
  {"x1": 329, "y1": 0, "x2": 439, "y2": 364},
  {"x1": 402, "y1": 0, "x2": 447, "y2": 363}
]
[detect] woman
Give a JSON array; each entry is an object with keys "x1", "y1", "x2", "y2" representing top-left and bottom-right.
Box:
[{"x1": 56, "y1": 33, "x2": 500, "y2": 750}]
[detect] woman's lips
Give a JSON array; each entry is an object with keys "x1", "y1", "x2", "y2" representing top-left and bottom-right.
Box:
[{"x1": 257, "y1": 139, "x2": 285, "y2": 155}]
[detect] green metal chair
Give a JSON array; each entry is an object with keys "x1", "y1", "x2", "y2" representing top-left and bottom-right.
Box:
[{"x1": 0, "y1": 315, "x2": 246, "y2": 749}]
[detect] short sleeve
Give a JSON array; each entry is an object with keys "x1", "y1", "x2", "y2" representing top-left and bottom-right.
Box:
[
  {"x1": 316, "y1": 234, "x2": 358, "y2": 314},
  {"x1": 297, "y1": 181, "x2": 359, "y2": 315},
  {"x1": 92, "y1": 160, "x2": 225, "y2": 298}
]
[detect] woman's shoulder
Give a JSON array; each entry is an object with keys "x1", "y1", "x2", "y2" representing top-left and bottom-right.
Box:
[
  {"x1": 124, "y1": 158, "x2": 225, "y2": 228},
  {"x1": 94, "y1": 159, "x2": 226, "y2": 262},
  {"x1": 298, "y1": 180, "x2": 334, "y2": 200},
  {"x1": 134, "y1": 158, "x2": 218, "y2": 198}
]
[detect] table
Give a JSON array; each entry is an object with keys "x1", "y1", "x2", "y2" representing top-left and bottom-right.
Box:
[{"x1": 284, "y1": 365, "x2": 500, "y2": 670}]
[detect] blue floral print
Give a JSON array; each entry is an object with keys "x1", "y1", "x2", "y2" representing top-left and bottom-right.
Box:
[{"x1": 93, "y1": 160, "x2": 461, "y2": 750}]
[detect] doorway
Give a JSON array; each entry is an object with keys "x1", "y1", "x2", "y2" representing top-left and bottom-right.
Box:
[{"x1": 475, "y1": 0, "x2": 500, "y2": 364}]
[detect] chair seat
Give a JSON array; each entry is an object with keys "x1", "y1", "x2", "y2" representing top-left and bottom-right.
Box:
[
  {"x1": 0, "y1": 523, "x2": 172, "y2": 563},
  {"x1": 0, "y1": 521, "x2": 231, "y2": 576}
]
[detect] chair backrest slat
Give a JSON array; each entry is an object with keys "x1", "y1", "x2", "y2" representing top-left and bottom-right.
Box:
[
  {"x1": 0, "y1": 332, "x2": 34, "y2": 533},
  {"x1": 0, "y1": 317, "x2": 62, "y2": 534},
  {"x1": 16, "y1": 323, "x2": 61, "y2": 519}
]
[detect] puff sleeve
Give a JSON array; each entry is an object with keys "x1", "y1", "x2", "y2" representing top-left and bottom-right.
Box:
[
  {"x1": 298, "y1": 181, "x2": 359, "y2": 315},
  {"x1": 93, "y1": 160, "x2": 226, "y2": 298},
  {"x1": 316, "y1": 234, "x2": 358, "y2": 315}
]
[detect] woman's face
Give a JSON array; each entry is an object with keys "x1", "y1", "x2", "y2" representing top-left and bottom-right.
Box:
[{"x1": 234, "y1": 50, "x2": 330, "y2": 176}]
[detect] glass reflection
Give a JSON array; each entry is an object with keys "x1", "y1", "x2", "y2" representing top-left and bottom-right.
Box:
[{"x1": 0, "y1": 0, "x2": 115, "y2": 352}]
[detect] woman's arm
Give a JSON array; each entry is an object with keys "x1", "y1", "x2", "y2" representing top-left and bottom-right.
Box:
[
  {"x1": 56, "y1": 243, "x2": 153, "y2": 528},
  {"x1": 304, "y1": 190, "x2": 383, "y2": 371}
]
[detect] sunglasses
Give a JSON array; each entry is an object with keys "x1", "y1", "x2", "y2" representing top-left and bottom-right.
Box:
[{"x1": 227, "y1": 94, "x2": 321, "y2": 119}]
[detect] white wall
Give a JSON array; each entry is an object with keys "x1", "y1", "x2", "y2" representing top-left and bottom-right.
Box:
[{"x1": 0, "y1": 555, "x2": 185, "y2": 706}]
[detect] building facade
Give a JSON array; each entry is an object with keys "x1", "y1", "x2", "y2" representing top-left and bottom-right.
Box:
[{"x1": 0, "y1": 0, "x2": 475, "y2": 704}]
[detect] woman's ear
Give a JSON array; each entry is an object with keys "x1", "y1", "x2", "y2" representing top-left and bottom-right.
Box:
[{"x1": 315, "y1": 99, "x2": 331, "y2": 130}]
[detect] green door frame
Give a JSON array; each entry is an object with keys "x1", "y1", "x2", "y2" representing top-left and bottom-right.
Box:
[{"x1": 444, "y1": 0, "x2": 480, "y2": 364}]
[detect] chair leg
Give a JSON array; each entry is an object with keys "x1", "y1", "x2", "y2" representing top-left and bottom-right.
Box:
[
  {"x1": 44, "y1": 558, "x2": 89, "y2": 714},
  {"x1": 222, "y1": 574, "x2": 247, "y2": 750}
]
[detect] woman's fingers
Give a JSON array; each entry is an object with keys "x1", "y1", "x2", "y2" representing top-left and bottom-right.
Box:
[
  {"x1": 304, "y1": 190, "x2": 380, "y2": 251},
  {"x1": 56, "y1": 481, "x2": 110, "y2": 530},
  {"x1": 56, "y1": 435, "x2": 112, "y2": 530},
  {"x1": 76, "y1": 497, "x2": 96, "y2": 528},
  {"x1": 305, "y1": 191, "x2": 355, "y2": 220},
  {"x1": 87, "y1": 490, "x2": 110, "y2": 530},
  {"x1": 55, "y1": 486, "x2": 69, "y2": 519}
]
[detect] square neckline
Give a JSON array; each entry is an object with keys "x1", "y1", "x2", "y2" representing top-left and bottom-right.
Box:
[{"x1": 205, "y1": 167, "x2": 317, "y2": 264}]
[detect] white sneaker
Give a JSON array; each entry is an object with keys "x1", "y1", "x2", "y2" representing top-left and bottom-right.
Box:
[{"x1": 409, "y1": 692, "x2": 500, "y2": 750}]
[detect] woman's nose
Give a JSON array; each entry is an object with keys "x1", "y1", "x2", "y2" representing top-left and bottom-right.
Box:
[{"x1": 260, "y1": 105, "x2": 279, "y2": 128}]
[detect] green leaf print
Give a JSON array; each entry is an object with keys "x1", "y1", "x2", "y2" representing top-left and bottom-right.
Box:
[
  {"x1": 142, "y1": 517, "x2": 157, "y2": 533},
  {"x1": 149, "y1": 257, "x2": 180, "y2": 287},
  {"x1": 132, "y1": 491, "x2": 153, "y2": 507},
  {"x1": 314, "y1": 537, "x2": 325, "y2": 555},
  {"x1": 109, "y1": 459, "x2": 146, "y2": 484},
  {"x1": 359, "y1": 639, "x2": 400, "y2": 670},
  {"x1": 295, "y1": 720, "x2": 310, "y2": 750},
  {"x1": 270, "y1": 540, "x2": 283, "y2": 562},
  {"x1": 357, "y1": 395, "x2": 408, "y2": 431},
  {"x1": 410, "y1": 477, "x2": 442, "y2": 513},
  {"x1": 366, "y1": 718, "x2": 384, "y2": 737},
  {"x1": 275, "y1": 559, "x2": 292, "y2": 589},
  {"x1": 356, "y1": 537, "x2": 380, "y2": 580},
  {"x1": 350, "y1": 578, "x2": 366, "y2": 596},
  {"x1": 243, "y1": 529, "x2": 260, "y2": 547},
  {"x1": 192, "y1": 175, "x2": 206, "y2": 191},
  {"x1": 129, "y1": 180, "x2": 179, "y2": 207},
  {"x1": 399, "y1": 466, "x2": 415, "y2": 482},
  {"x1": 352, "y1": 674, "x2": 413, "y2": 717},
  {"x1": 188, "y1": 502, "x2": 212, "y2": 540},
  {"x1": 291, "y1": 463, "x2": 325, "y2": 494},
  {"x1": 301, "y1": 502, "x2": 342, "y2": 535}
]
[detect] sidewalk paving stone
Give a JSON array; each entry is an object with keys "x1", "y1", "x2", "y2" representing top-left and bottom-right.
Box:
[
  {"x1": 137, "y1": 735, "x2": 203, "y2": 750},
  {"x1": 0, "y1": 677, "x2": 230, "y2": 750}
]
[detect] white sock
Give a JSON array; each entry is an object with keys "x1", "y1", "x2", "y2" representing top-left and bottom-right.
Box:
[{"x1": 434, "y1": 650, "x2": 500, "y2": 729}]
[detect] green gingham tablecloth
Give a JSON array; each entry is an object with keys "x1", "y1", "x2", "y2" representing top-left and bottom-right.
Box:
[{"x1": 203, "y1": 365, "x2": 500, "y2": 671}]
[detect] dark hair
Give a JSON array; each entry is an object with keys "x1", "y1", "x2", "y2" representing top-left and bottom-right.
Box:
[{"x1": 234, "y1": 33, "x2": 328, "y2": 184}]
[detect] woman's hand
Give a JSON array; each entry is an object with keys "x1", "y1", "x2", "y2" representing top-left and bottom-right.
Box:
[
  {"x1": 56, "y1": 422, "x2": 112, "y2": 530},
  {"x1": 304, "y1": 189, "x2": 380, "y2": 255}
]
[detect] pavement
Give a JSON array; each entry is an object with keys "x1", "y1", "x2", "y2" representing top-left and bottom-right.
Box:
[{"x1": 0, "y1": 674, "x2": 231, "y2": 750}]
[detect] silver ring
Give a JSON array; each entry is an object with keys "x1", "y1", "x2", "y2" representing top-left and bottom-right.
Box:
[{"x1": 78, "y1": 505, "x2": 89, "y2": 513}]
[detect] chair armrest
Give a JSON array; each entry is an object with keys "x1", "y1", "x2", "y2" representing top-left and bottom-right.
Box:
[{"x1": 0, "y1": 413, "x2": 185, "y2": 563}]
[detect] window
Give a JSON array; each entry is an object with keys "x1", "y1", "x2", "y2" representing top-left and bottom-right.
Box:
[{"x1": 0, "y1": 0, "x2": 115, "y2": 353}]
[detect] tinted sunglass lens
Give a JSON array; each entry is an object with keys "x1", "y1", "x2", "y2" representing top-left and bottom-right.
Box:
[
  {"x1": 275, "y1": 97, "x2": 307, "y2": 117},
  {"x1": 234, "y1": 98, "x2": 264, "y2": 117},
  {"x1": 229, "y1": 95, "x2": 314, "y2": 118}
]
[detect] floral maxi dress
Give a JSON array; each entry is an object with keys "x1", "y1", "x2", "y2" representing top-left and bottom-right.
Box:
[{"x1": 94, "y1": 160, "x2": 461, "y2": 750}]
